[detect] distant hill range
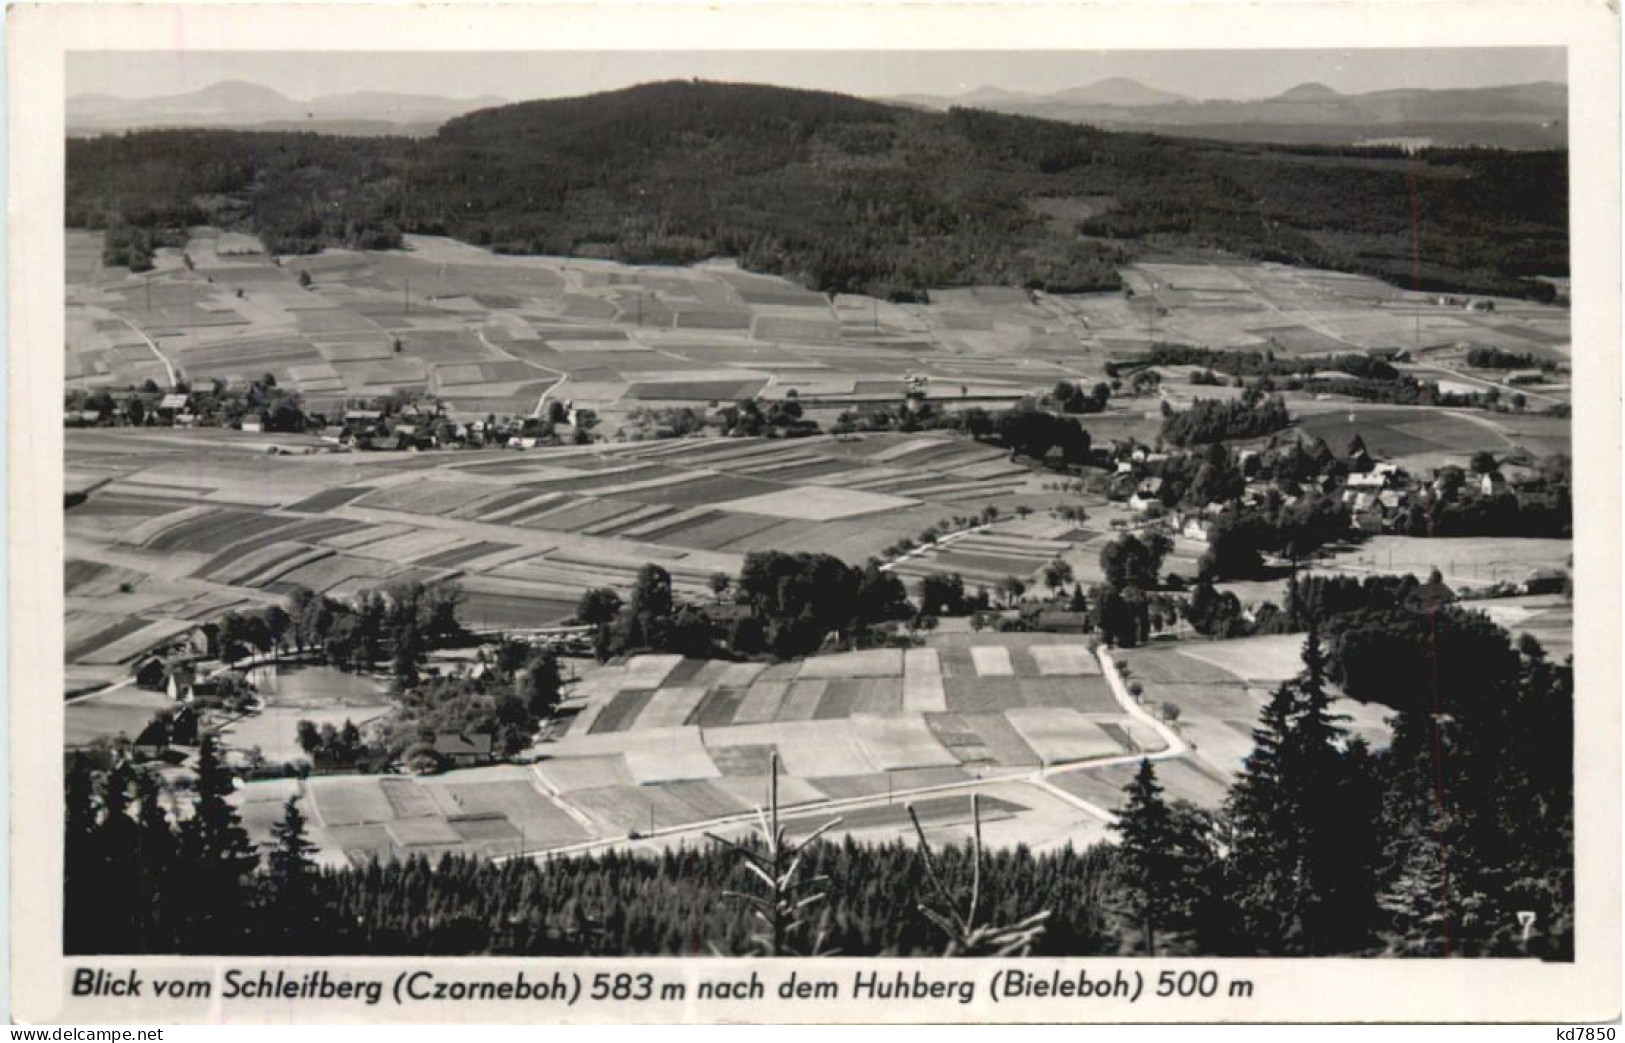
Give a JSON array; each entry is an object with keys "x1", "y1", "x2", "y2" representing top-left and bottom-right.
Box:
[
  {"x1": 67, "y1": 80, "x2": 1567, "y2": 302},
  {"x1": 883, "y1": 78, "x2": 1567, "y2": 149},
  {"x1": 67, "y1": 80, "x2": 508, "y2": 137}
]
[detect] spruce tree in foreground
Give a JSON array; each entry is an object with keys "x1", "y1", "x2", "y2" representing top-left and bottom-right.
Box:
[
  {"x1": 1112, "y1": 759, "x2": 1177, "y2": 955},
  {"x1": 1111, "y1": 759, "x2": 1220, "y2": 956},
  {"x1": 63, "y1": 754, "x2": 101, "y2": 952},
  {"x1": 265, "y1": 796, "x2": 324, "y2": 953},
  {"x1": 1224, "y1": 630, "x2": 1380, "y2": 954},
  {"x1": 132, "y1": 770, "x2": 177, "y2": 949},
  {"x1": 1224, "y1": 681, "x2": 1298, "y2": 950}
]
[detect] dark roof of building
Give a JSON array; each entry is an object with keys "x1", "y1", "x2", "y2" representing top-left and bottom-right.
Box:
[{"x1": 133, "y1": 719, "x2": 169, "y2": 748}]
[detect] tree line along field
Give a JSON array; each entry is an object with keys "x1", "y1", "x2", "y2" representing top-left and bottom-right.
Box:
[
  {"x1": 62, "y1": 135, "x2": 1573, "y2": 879},
  {"x1": 222, "y1": 636, "x2": 1164, "y2": 867}
]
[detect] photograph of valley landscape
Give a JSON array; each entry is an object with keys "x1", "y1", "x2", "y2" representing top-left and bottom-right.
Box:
[{"x1": 62, "y1": 48, "x2": 1575, "y2": 961}]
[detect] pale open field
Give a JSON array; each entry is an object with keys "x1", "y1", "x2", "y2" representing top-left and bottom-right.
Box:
[
  {"x1": 1319, "y1": 535, "x2": 1572, "y2": 591},
  {"x1": 1115, "y1": 635, "x2": 1395, "y2": 788}
]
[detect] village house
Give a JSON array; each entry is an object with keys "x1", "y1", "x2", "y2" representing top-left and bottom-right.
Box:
[
  {"x1": 133, "y1": 655, "x2": 167, "y2": 690},
  {"x1": 132, "y1": 719, "x2": 170, "y2": 761},
  {"x1": 342, "y1": 409, "x2": 384, "y2": 435},
  {"x1": 1351, "y1": 493, "x2": 1384, "y2": 534},
  {"x1": 1501, "y1": 464, "x2": 1547, "y2": 492},
  {"x1": 1522, "y1": 568, "x2": 1568, "y2": 596},
  {"x1": 167, "y1": 668, "x2": 221, "y2": 704},
  {"x1": 1345, "y1": 470, "x2": 1388, "y2": 492},
  {"x1": 156, "y1": 393, "x2": 191, "y2": 422},
  {"x1": 393, "y1": 422, "x2": 437, "y2": 450}
]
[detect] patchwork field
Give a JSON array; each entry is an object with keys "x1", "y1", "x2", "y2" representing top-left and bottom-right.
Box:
[
  {"x1": 1290, "y1": 402, "x2": 1569, "y2": 469},
  {"x1": 69, "y1": 234, "x2": 1572, "y2": 867},
  {"x1": 63, "y1": 422, "x2": 1064, "y2": 680}
]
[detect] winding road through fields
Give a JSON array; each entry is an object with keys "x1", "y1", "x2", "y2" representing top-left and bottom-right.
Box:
[
  {"x1": 474, "y1": 326, "x2": 569, "y2": 419},
  {"x1": 117, "y1": 314, "x2": 178, "y2": 387}
]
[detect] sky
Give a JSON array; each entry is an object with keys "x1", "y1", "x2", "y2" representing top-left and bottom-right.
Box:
[{"x1": 69, "y1": 48, "x2": 1567, "y2": 103}]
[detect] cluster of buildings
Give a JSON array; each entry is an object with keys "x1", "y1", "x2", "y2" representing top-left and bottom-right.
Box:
[
  {"x1": 323, "y1": 400, "x2": 594, "y2": 451},
  {"x1": 1101, "y1": 430, "x2": 1558, "y2": 544}
]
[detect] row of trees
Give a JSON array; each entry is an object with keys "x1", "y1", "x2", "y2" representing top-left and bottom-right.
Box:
[
  {"x1": 1466, "y1": 347, "x2": 1557, "y2": 371},
  {"x1": 1135, "y1": 344, "x2": 1400, "y2": 383},
  {"x1": 1160, "y1": 393, "x2": 1292, "y2": 447},
  {"x1": 713, "y1": 398, "x2": 818, "y2": 438},
  {"x1": 961, "y1": 402, "x2": 1094, "y2": 468},
  {"x1": 281, "y1": 581, "x2": 465, "y2": 680},
  {"x1": 1408, "y1": 486, "x2": 1573, "y2": 540},
  {"x1": 1198, "y1": 494, "x2": 1353, "y2": 579},
  {"x1": 1050, "y1": 380, "x2": 1112, "y2": 415},
  {"x1": 578, "y1": 554, "x2": 914, "y2": 663}
]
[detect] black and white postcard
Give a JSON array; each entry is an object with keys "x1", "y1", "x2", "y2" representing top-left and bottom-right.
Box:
[{"x1": 8, "y1": 0, "x2": 1620, "y2": 1026}]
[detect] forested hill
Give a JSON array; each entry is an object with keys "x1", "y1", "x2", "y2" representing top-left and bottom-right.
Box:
[{"x1": 66, "y1": 79, "x2": 1567, "y2": 300}]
